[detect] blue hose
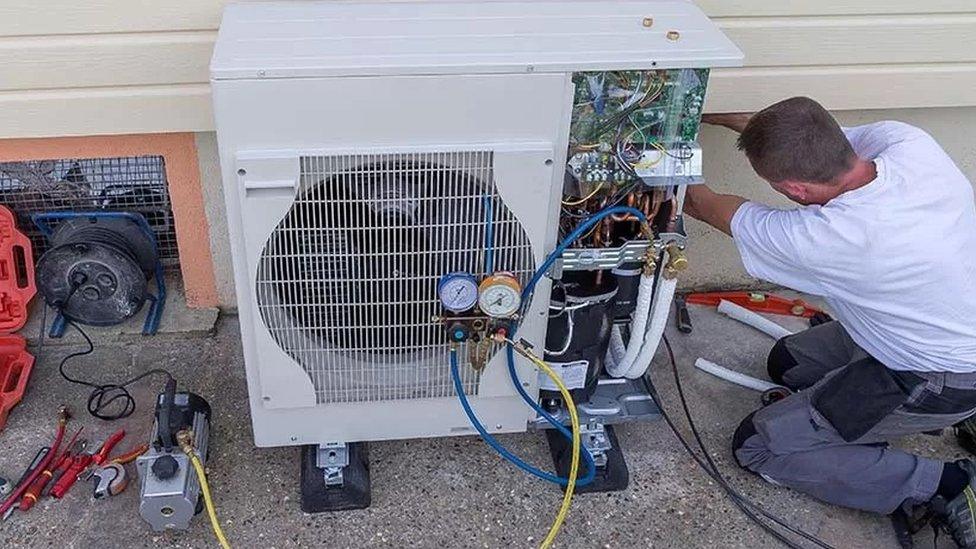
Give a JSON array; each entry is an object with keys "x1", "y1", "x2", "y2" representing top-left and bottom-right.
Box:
[
  {"x1": 484, "y1": 195, "x2": 494, "y2": 273},
  {"x1": 450, "y1": 348, "x2": 595, "y2": 487}
]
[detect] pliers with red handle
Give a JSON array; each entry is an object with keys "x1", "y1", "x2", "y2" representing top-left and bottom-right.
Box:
[{"x1": 50, "y1": 429, "x2": 125, "y2": 499}]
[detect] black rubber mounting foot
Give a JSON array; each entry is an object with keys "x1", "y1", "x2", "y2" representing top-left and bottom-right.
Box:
[
  {"x1": 545, "y1": 424, "x2": 629, "y2": 494},
  {"x1": 299, "y1": 442, "x2": 371, "y2": 512}
]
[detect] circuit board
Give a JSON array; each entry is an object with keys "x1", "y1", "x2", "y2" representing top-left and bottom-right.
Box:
[{"x1": 566, "y1": 68, "x2": 708, "y2": 188}]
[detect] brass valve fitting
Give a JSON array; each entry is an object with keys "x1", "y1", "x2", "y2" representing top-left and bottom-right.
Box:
[{"x1": 663, "y1": 244, "x2": 688, "y2": 279}]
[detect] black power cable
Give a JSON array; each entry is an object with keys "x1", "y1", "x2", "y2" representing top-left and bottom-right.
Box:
[
  {"x1": 643, "y1": 335, "x2": 838, "y2": 549},
  {"x1": 40, "y1": 304, "x2": 175, "y2": 421}
]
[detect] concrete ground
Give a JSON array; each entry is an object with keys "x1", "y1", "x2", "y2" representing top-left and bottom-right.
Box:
[{"x1": 0, "y1": 297, "x2": 966, "y2": 548}]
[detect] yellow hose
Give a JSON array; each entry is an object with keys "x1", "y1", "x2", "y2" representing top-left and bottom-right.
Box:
[
  {"x1": 508, "y1": 340, "x2": 581, "y2": 549},
  {"x1": 178, "y1": 431, "x2": 231, "y2": 549}
]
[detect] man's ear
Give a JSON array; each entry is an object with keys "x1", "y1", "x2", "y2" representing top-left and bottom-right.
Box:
[{"x1": 778, "y1": 180, "x2": 810, "y2": 203}]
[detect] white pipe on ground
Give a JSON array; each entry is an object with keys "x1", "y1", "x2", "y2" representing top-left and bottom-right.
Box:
[
  {"x1": 717, "y1": 299, "x2": 794, "y2": 340},
  {"x1": 694, "y1": 358, "x2": 787, "y2": 393}
]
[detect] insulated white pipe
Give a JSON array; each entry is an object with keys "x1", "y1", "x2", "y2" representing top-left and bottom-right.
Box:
[
  {"x1": 717, "y1": 299, "x2": 794, "y2": 340},
  {"x1": 623, "y1": 275, "x2": 678, "y2": 379},
  {"x1": 694, "y1": 358, "x2": 786, "y2": 393},
  {"x1": 606, "y1": 273, "x2": 656, "y2": 377}
]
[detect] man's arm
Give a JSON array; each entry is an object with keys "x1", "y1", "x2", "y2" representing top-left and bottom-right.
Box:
[
  {"x1": 701, "y1": 113, "x2": 753, "y2": 133},
  {"x1": 683, "y1": 185, "x2": 747, "y2": 236}
]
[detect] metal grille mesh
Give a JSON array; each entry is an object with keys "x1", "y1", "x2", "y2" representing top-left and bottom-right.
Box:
[
  {"x1": 0, "y1": 157, "x2": 179, "y2": 267},
  {"x1": 255, "y1": 151, "x2": 535, "y2": 404}
]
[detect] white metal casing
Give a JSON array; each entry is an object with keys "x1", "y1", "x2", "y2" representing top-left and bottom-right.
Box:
[
  {"x1": 211, "y1": 0, "x2": 742, "y2": 80},
  {"x1": 211, "y1": 0, "x2": 742, "y2": 447}
]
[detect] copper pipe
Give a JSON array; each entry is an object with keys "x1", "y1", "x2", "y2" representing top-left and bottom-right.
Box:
[
  {"x1": 602, "y1": 218, "x2": 613, "y2": 244},
  {"x1": 611, "y1": 193, "x2": 638, "y2": 221},
  {"x1": 647, "y1": 189, "x2": 663, "y2": 223},
  {"x1": 666, "y1": 196, "x2": 679, "y2": 232}
]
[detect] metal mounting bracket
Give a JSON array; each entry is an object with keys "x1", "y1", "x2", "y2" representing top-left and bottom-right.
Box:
[
  {"x1": 580, "y1": 422, "x2": 612, "y2": 468},
  {"x1": 316, "y1": 442, "x2": 349, "y2": 487}
]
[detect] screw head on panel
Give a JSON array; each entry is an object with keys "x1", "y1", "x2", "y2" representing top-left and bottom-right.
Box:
[{"x1": 642, "y1": 17, "x2": 653, "y2": 28}]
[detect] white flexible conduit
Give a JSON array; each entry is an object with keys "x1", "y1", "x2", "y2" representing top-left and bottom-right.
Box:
[
  {"x1": 606, "y1": 273, "x2": 656, "y2": 377},
  {"x1": 607, "y1": 186, "x2": 687, "y2": 379},
  {"x1": 716, "y1": 299, "x2": 795, "y2": 340},
  {"x1": 622, "y1": 275, "x2": 677, "y2": 379},
  {"x1": 694, "y1": 358, "x2": 786, "y2": 392},
  {"x1": 605, "y1": 258, "x2": 679, "y2": 379}
]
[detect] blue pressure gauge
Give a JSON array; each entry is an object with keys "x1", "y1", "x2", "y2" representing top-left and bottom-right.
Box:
[{"x1": 437, "y1": 272, "x2": 479, "y2": 314}]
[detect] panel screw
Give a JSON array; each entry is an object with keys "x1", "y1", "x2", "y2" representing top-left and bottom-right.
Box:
[
  {"x1": 642, "y1": 17, "x2": 653, "y2": 28},
  {"x1": 290, "y1": 436, "x2": 298, "y2": 441},
  {"x1": 496, "y1": 424, "x2": 503, "y2": 430},
  {"x1": 262, "y1": 395, "x2": 271, "y2": 401},
  {"x1": 526, "y1": 65, "x2": 535, "y2": 73},
  {"x1": 257, "y1": 70, "x2": 267, "y2": 77},
  {"x1": 237, "y1": 168, "x2": 246, "y2": 176},
  {"x1": 544, "y1": 159, "x2": 553, "y2": 166},
  {"x1": 666, "y1": 30, "x2": 681, "y2": 41}
]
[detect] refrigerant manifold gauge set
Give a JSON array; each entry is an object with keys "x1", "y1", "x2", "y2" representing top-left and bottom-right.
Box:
[{"x1": 436, "y1": 271, "x2": 523, "y2": 344}]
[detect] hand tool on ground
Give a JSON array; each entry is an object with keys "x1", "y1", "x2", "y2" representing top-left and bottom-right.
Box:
[
  {"x1": 92, "y1": 463, "x2": 128, "y2": 500},
  {"x1": 80, "y1": 429, "x2": 128, "y2": 480},
  {"x1": 685, "y1": 290, "x2": 824, "y2": 318},
  {"x1": 12, "y1": 447, "x2": 50, "y2": 492},
  {"x1": 674, "y1": 294, "x2": 693, "y2": 334},
  {"x1": 19, "y1": 429, "x2": 85, "y2": 511},
  {"x1": 0, "y1": 406, "x2": 70, "y2": 519},
  {"x1": 90, "y1": 441, "x2": 148, "y2": 499},
  {"x1": 51, "y1": 429, "x2": 124, "y2": 499}
]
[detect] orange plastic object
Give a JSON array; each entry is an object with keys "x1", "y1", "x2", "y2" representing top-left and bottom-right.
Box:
[
  {"x1": 684, "y1": 291, "x2": 824, "y2": 318},
  {"x1": 0, "y1": 335, "x2": 34, "y2": 431},
  {"x1": 0, "y1": 205, "x2": 35, "y2": 431},
  {"x1": 0, "y1": 205, "x2": 35, "y2": 332}
]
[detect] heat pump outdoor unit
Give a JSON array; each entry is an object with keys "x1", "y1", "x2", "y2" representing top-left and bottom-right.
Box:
[{"x1": 212, "y1": 0, "x2": 741, "y2": 510}]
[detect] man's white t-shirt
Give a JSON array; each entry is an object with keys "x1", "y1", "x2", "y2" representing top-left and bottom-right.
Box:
[{"x1": 730, "y1": 121, "x2": 976, "y2": 374}]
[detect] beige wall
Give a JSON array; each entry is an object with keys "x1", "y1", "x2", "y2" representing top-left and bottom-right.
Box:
[
  {"x1": 683, "y1": 106, "x2": 976, "y2": 289},
  {"x1": 1, "y1": 1, "x2": 975, "y2": 138}
]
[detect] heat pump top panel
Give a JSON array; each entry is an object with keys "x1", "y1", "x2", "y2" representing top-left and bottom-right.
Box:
[{"x1": 210, "y1": 0, "x2": 743, "y2": 80}]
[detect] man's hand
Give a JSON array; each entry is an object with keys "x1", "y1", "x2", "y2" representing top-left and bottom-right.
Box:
[
  {"x1": 684, "y1": 185, "x2": 748, "y2": 236},
  {"x1": 701, "y1": 113, "x2": 753, "y2": 133}
]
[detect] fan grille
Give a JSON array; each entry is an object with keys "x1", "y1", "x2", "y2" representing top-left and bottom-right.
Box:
[{"x1": 255, "y1": 151, "x2": 535, "y2": 404}]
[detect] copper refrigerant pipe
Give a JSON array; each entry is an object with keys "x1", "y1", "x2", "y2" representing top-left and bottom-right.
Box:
[
  {"x1": 611, "y1": 193, "x2": 638, "y2": 221},
  {"x1": 666, "y1": 197, "x2": 679, "y2": 232},
  {"x1": 647, "y1": 189, "x2": 663, "y2": 222}
]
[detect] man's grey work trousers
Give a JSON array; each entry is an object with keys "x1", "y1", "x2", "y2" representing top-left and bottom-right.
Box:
[{"x1": 733, "y1": 321, "x2": 976, "y2": 514}]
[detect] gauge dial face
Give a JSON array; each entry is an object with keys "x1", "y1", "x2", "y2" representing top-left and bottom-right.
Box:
[
  {"x1": 478, "y1": 274, "x2": 522, "y2": 318},
  {"x1": 438, "y1": 273, "x2": 479, "y2": 313}
]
